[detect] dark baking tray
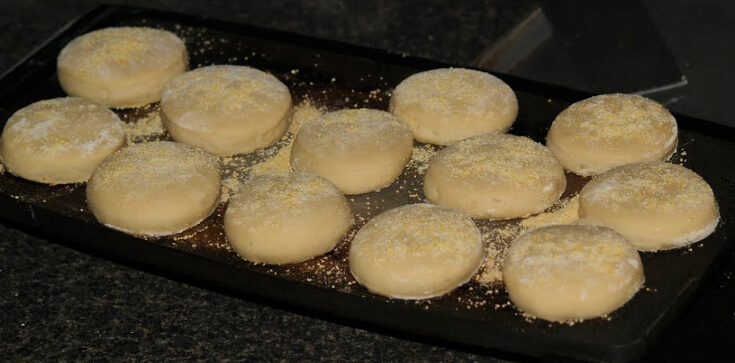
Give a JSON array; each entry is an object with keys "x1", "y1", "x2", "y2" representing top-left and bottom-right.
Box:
[{"x1": 1, "y1": 5, "x2": 734, "y2": 362}]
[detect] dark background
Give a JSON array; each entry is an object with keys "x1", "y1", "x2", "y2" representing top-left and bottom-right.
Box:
[{"x1": 1, "y1": 1, "x2": 734, "y2": 361}]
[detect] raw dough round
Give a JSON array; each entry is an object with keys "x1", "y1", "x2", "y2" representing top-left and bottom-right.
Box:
[
  {"x1": 546, "y1": 93, "x2": 677, "y2": 176},
  {"x1": 349, "y1": 203, "x2": 484, "y2": 299},
  {"x1": 424, "y1": 134, "x2": 566, "y2": 219},
  {"x1": 290, "y1": 108, "x2": 413, "y2": 194},
  {"x1": 0, "y1": 97, "x2": 125, "y2": 184},
  {"x1": 161, "y1": 65, "x2": 292, "y2": 157},
  {"x1": 389, "y1": 68, "x2": 518, "y2": 145},
  {"x1": 503, "y1": 225, "x2": 644, "y2": 322},
  {"x1": 86, "y1": 141, "x2": 221, "y2": 236},
  {"x1": 58, "y1": 27, "x2": 188, "y2": 108},
  {"x1": 224, "y1": 172, "x2": 354, "y2": 265},
  {"x1": 579, "y1": 162, "x2": 719, "y2": 251}
]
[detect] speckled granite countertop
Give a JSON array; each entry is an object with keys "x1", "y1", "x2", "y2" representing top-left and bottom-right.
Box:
[{"x1": 2, "y1": 1, "x2": 734, "y2": 361}]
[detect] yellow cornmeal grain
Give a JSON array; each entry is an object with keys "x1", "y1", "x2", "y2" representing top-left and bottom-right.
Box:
[
  {"x1": 406, "y1": 144, "x2": 440, "y2": 175},
  {"x1": 290, "y1": 106, "x2": 414, "y2": 194},
  {"x1": 391, "y1": 68, "x2": 515, "y2": 116},
  {"x1": 248, "y1": 146, "x2": 292, "y2": 176},
  {"x1": 2, "y1": 98, "x2": 124, "y2": 156},
  {"x1": 424, "y1": 133, "x2": 566, "y2": 220},
  {"x1": 298, "y1": 254, "x2": 353, "y2": 287},
  {"x1": 218, "y1": 101, "x2": 325, "y2": 202},
  {"x1": 122, "y1": 108, "x2": 166, "y2": 144},
  {"x1": 219, "y1": 175, "x2": 239, "y2": 204},
  {"x1": 85, "y1": 139, "x2": 221, "y2": 237},
  {"x1": 349, "y1": 203, "x2": 484, "y2": 299},
  {"x1": 294, "y1": 108, "x2": 411, "y2": 155},
  {"x1": 476, "y1": 195, "x2": 582, "y2": 285},
  {"x1": 434, "y1": 134, "x2": 561, "y2": 188},
  {"x1": 506, "y1": 225, "x2": 639, "y2": 283},
  {"x1": 224, "y1": 170, "x2": 353, "y2": 265},
  {"x1": 350, "y1": 204, "x2": 482, "y2": 266},
  {"x1": 58, "y1": 27, "x2": 185, "y2": 78},
  {"x1": 219, "y1": 156, "x2": 252, "y2": 201},
  {"x1": 476, "y1": 223, "x2": 522, "y2": 285},
  {"x1": 248, "y1": 101, "x2": 325, "y2": 176},
  {"x1": 227, "y1": 172, "x2": 349, "y2": 227},
  {"x1": 579, "y1": 162, "x2": 718, "y2": 251},
  {"x1": 91, "y1": 141, "x2": 220, "y2": 200},
  {"x1": 581, "y1": 162, "x2": 714, "y2": 214},
  {"x1": 288, "y1": 99, "x2": 323, "y2": 135},
  {"x1": 162, "y1": 65, "x2": 289, "y2": 122},
  {"x1": 521, "y1": 195, "x2": 580, "y2": 230},
  {"x1": 550, "y1": 93, "x2": 676, "y2": 150},
  {"x1": 389, "y1": 68, "x2": 517, "y2": 145}
]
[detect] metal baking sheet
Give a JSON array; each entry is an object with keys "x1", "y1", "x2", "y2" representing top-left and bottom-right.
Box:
[{"x1": 1, "y1": 5, "x2": 733, "y2": 362}]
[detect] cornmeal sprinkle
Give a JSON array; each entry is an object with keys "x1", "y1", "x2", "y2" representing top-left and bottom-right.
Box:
[
  {"x1": 293, "y1": 108, "x2": 412, "y2": 155},
  {"x1": 89, "y1": 141, "x2": 220, "y2": 200},
  {"x1": 161, "y1": 65, "x2": 291, "y2": 131},
  {"x1": 122, "y1": 106, "x2": 166, "y2": 144},
  {"x1": 580, "y1": 162, "x2": 715, "y2": 213},
  {"x1": 505, "y1": 225, "x2": 641, "y2": 286},
  {"x1": 549, "y1": 93, "x2": 677, "y2": 151},
  {"x1": 476, "y1": 195, "x2": 582, "y2": 285},
  {"x1": 58, "y1": 27, "x2": 186, "y2": 78},
  {"x1": 429, "y1": 134, "x2": 564, "y2": 191},
  {"x1": 2, "y1": 97, "x2": 124, "y2": 156},
  {"x1": 218, "y1": 100, "x2": 325, "y2": 201},
  {"x1": 350, "y1": 204, "x2": 482, "y2": 266},
  {"x1": 390, "y1": 68, "x2": 515, "y2": 117},
  {"x1": 226, "y1": 172, "x2": 351, "y2": 227},
  {"x1": 405, "y1": 143, "x2": 440, "y2": 175},
  {"x1": 521, "y1": 195, "x2": 580, "y2": 230}
]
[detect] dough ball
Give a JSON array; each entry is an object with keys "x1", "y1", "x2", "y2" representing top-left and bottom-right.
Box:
[
  {"x1": 58, "y1": 27, "x2": 188, "y2": 108},
  {"x1": 290, "y1": 108, "x2": 413, "y2": 194},
  {"x1": 579, "y1": 162, "x2": 719, "y2": 251},
  {"x1": 224, "y1": 172, "x2": 354, "y2": 265},
  {"x1": 424, "y1": 134, "x2": 566, "y2": 219},
  {"x1": 503, "y1": 225, "x2": 644, "y2": 322},
  {"x1": 0, "y1": 97, "x2": 125, "y2": 184},
  {"x1": 349, "y1": 204, "x2": 484, "y2": 299},
  {"x1": 87, "y1": 141, "x2": 221, "y2": 236},
  {"x1": 161, "y1": 65, "x2": 292, "y2": 157},
  {"x1": 389, "y1": 68, "x2": 518, "y2": 145},
  {"x1": 546, "y1": 93, "x2": 677, "y2": 176}
]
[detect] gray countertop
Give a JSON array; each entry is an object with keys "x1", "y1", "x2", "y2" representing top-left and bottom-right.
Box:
[{"x1": 2, "y1": 1, "x2": 734, "y2": 361}]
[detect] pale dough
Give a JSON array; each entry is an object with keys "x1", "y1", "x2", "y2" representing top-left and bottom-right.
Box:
[
  {"x1": 389, "y1": 68, "x2": 518, "y2": 145},
  {"x1": 58, "y1": 27, "x2": 188, "y2": 108},
  {"x1": 161, "y1": 65, "x2": 292, "y2": 157},
  {"x1": 424, "y1": 134, "x2": 566, "y2": 219},
  {"x1": 579, "y1": 162, "x2": 719, "y2": 251},
  {"x1": 86, "y1": 141, "x2": 221, "y2": 236},
  {"x1": 546, "y1": 93, "x2": 677, "y2": 176},
  {"x1": 0, "y1": 97, "x2": 125, "y2": 184},
  {"x1": 349, "y1": 203, "x2": 484, "y2": 299},
  {"x1": 224, "y1": 172, "x2": 354, "y2": 265},
  {"x1": 503, "y1": 225, "x2": 644, "y2": 322},
  {"x1": 290, "y1": 108, "x2": 413, "y2": 194}
]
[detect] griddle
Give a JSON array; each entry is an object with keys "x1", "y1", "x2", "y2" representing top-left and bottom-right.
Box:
[{"x1": 1, "y1": 5, "x2": 733, "y2": 362}]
